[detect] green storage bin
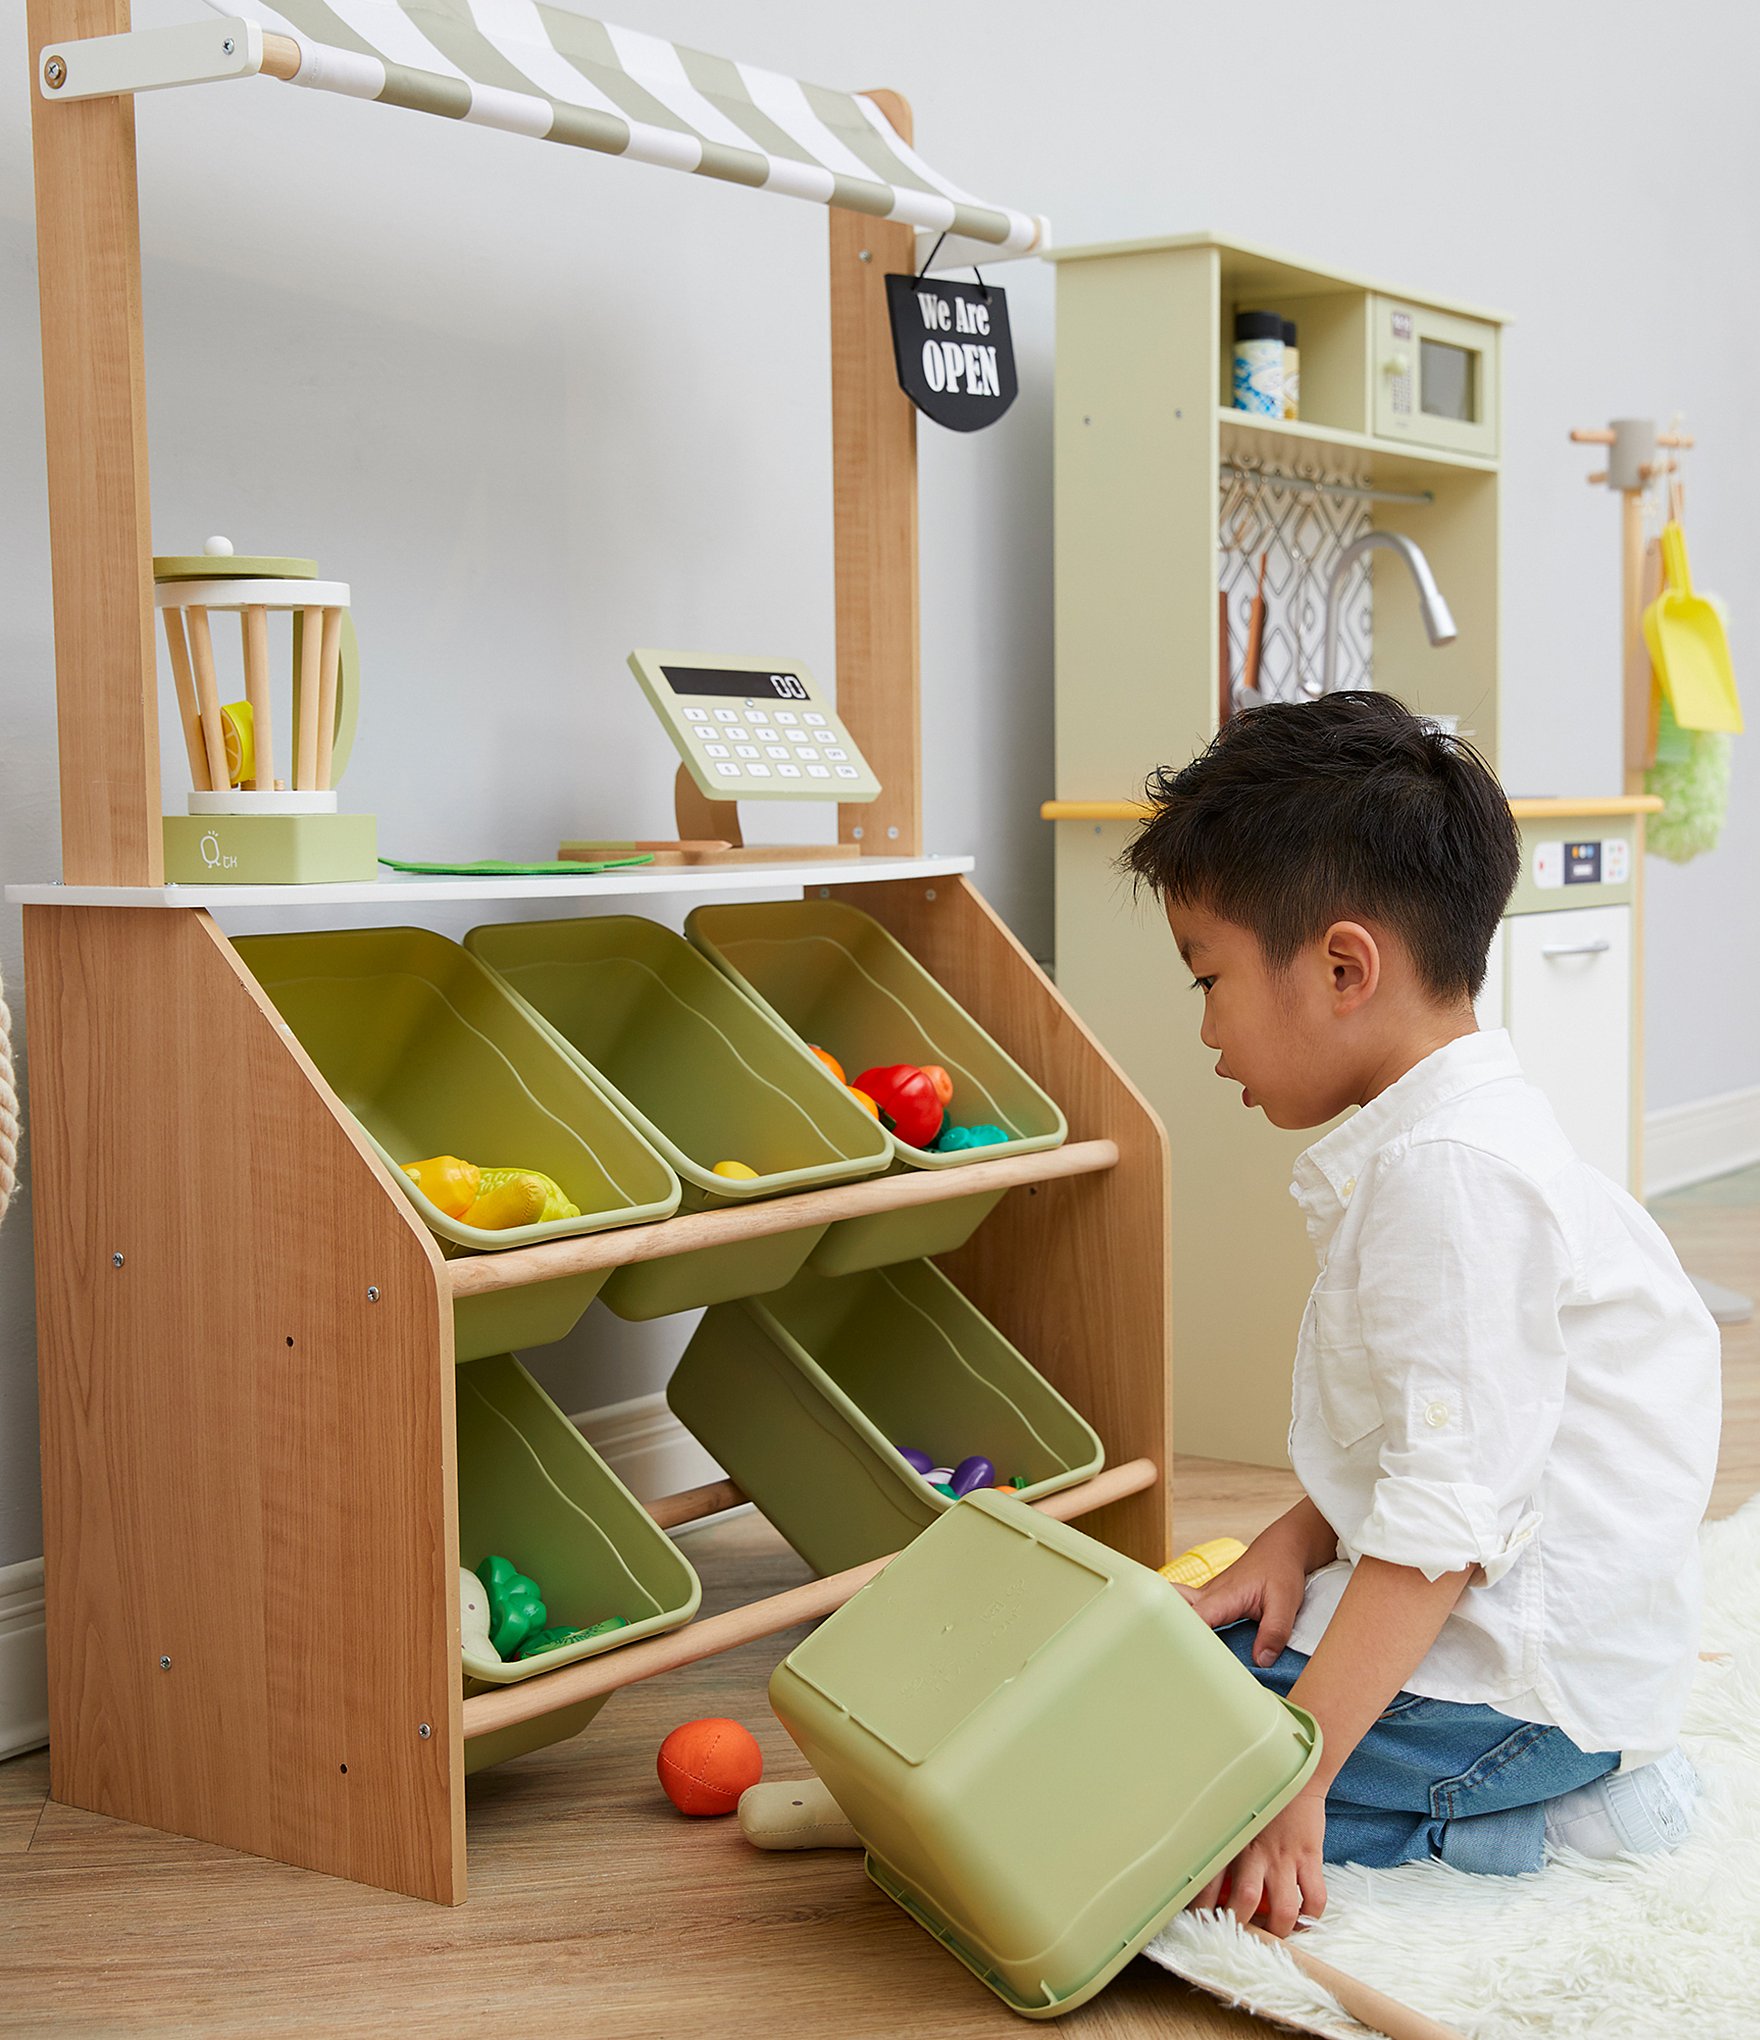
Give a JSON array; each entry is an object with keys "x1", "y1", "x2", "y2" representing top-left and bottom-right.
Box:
[
  {"x1": 770, "y1": 1492, "x2": 1321, "y2": 2018},
  {"x1": 667, "y1": 1259, "x2": 1103, "y2": 1575},
  {"x1": 463, "y1": 916, "x2": 891, "y2": 1320},
  {"x1": 685, "y1": 899, "x2": 1065, "y2": 1274},
  {"x1": 456, "y1": 1353, "x2": 702, "y2": 1773},
  {"x1": 236, "y1": 928, "x2": 680, "y2": 1360}
]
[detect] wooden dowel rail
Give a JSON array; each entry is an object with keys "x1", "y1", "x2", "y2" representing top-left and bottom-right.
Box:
[
  {"x1": 447, "y1": 1138, "x2": 1120, "y2": 1298},
  {"x1": 461, "y1": 1458, "x2": 1160, "y2": 1739},
  {"x1": 643, "y1": 1478, "x2": 748, "y2": 1530}
]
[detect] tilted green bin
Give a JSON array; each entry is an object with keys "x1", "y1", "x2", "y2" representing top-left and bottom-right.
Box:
[
  {"x1": 667, "y1": 1259, "x2": 1103, "y2": 1575},
  {"x1": 770, "y1": 1492, "x2": 1321, "y2": 2019},
  {"x1": 456, "y1": 1353, "x2": 701, "y2": 1773},
  {"x1": 463, "y1": 917, "x2": 891, "y2": 1320},
  {"x1": 236, "y1": 928, "x2": 680, "y2": 1360},
  {"x1": 685, "y1": 899, "x2": 1066, "y2": 1274}
]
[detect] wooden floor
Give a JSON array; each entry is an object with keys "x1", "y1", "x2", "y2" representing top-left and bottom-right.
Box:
[{"x1": 2, "y1": 1177, "x2": 1754, "y2": 2038}]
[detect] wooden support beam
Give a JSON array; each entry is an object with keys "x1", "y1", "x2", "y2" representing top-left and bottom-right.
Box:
[
  {"x1": 829, "y1": 89, "x2": 920, "y2": 857},
  {"x1": 28, "y1": 0, "x2": 162, "y2": 884},
  {"x1": 447, "y1": 1139, "x2": 1119, "y2": 1297}
]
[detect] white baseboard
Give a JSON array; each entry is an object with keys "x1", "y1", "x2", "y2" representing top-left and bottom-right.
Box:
[
  {"x1": 1645, "y1": 1086, "x2": 1760, "y2": 1198},
  {"x1": 574, "y1": 1392, "x2": 725, "y2": 1505},
  {"x1": 0, "y1": 1558, "x2": 48, "y2": 1761}
]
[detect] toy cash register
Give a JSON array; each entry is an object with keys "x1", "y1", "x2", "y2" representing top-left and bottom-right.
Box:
[
  {"x1": 560, "y1": 650, "x2": 880, "y2": 867},
  {"x1": 627, "y1": 649, "x2": 881, "y2": 804}
]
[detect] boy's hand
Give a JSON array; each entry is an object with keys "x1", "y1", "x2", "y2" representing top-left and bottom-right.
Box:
[
  {"x1": 1189, "y1": 1793, "x2": 1326, "y2": 1937},
  {"x1": 1178, "y1": 1529, "x2": 1309, "y2": 1667}
]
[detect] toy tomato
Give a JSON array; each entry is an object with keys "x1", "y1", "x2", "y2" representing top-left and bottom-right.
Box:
[{"x1": 854, "y1": 1065, "x2": 945, "y2": 1149}]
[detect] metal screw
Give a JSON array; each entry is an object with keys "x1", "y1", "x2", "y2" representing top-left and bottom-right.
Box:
[
  {"x1": 159, "y1": 1655, "x2": 172, "y2": 1671},
  {"x1": 418, "y1": 1722, "x2": 432, "y2": 1739},
  {"x1": 818, "y1": 887, "x2": 830, "y2": 899},
  {"x1": 925, "y1": 888, "x2": 937, "y2": 902},
  {"x1": 852, "y1": 826, "x2": 864, "y2": 841},
  {"x1": 858, "y1": 249, "x2": 872, "y2": 263},
  {"x1": 366, "y1": 1285, "x2": 380, "y2": 1302},
  {"x1": 887, "y1": 826, "x2": 900, "y2": 840},
  {"x1": 221, "y1": 35, "x2": 235, "y2": 53},
  {"x1": 112, "y1": 1252, "x2": 125, "y2": 1269},
  {"x1": 44, "y1": 55, "x2": 65, "y2": 88}
]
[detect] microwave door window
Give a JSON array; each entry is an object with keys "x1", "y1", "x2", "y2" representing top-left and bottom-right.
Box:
[{"x1": 1419, "y1": 338, "x2": 1475, "y2": 422}]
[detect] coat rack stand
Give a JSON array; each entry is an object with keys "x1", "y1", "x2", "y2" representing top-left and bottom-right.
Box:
[{"x1": 1571, "y1": 416, "x2": 1750, "y2": 1326}]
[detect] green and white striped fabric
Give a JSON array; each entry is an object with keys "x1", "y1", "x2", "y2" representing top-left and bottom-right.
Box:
[{"x1": 212, "y1": 0, "x2": 1042, "y2": 251}]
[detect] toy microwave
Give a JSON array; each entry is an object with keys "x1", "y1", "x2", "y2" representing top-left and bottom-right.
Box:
[{"x1": 1371, "y1": 297, "x2": 1499, "y2": 459}]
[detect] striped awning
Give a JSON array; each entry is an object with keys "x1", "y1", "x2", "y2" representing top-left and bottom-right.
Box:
[{"x1": 209, "y1": 0, "x2": 1043, "y2": 252}]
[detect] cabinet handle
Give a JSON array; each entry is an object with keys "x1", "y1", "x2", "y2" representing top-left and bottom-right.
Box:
[{"x1": 1540, "y1": 938, "x2": 1612, "y2": 959}]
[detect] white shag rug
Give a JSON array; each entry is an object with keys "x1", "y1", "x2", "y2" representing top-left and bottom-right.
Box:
[{"x1": 1147, "y1": 1497, "x2": 1760, "y2": 2040}]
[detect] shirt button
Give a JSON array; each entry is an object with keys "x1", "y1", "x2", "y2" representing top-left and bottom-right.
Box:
[
  {"x1": 1424, "y1": 1401, "x2": 1451, "y2": 1429},
  {"x1": 1341, "y1": 1176, "x2": 1356, "y2": 1198}
]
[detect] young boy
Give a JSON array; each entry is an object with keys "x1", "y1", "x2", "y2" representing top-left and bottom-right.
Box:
[{"x1": 1124, "y1": 692, "x2": 1720, "y2": 1938}]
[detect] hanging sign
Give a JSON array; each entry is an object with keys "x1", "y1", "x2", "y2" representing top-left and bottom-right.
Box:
[{"x1": 885, "y1": 273, "x2": 1018, "y2": 432}]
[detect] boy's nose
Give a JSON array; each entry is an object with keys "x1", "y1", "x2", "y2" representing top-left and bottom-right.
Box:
[{"x1": 1200, "y1": 1013, "x2": 1219, "y2": 1052}]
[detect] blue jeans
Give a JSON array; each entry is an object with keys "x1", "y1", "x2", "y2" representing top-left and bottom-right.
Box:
[{"x1": 1219, "y1": 1622, "x2": 1618, "y2": 1874}]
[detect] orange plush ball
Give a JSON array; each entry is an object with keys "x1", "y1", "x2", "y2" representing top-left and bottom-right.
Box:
[{"x1": 656, "y1": 1717, "x2": 764, "y2": 1816}]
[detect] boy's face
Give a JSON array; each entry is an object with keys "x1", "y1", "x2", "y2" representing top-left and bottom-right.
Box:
[{"x1": 1166, "y1": 901, "x2": 1367, "y2": 1131}]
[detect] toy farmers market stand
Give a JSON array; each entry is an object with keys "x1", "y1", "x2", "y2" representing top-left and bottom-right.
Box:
[{"x1": 16, "y1": 0, "x2": 1171, "y2": 1903}]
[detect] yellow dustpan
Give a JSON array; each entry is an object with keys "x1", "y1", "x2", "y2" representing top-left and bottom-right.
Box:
[{"x1": 1643, "y1": 520, "x2": 1743, "y2": 732}]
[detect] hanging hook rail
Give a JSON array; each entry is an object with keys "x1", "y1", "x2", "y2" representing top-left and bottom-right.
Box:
[{"x1": 1219, "y1": 460, "x2": 1434, "y2": 509}]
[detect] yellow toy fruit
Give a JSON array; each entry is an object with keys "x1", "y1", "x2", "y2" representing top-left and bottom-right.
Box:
[
  {"x1": 848, "y1": 1088, "x2": 880, "y2": 1120},
  {"x1": 466, "y1": 1171, "x2": 549, "y2": 1230},
  {"x1": 221, "y1": 700, "x2": 256, "y2": 787},
  {"x1": 467, "y1": 1167, "x2": 581, "y2": 1229},
  {"x1": 401, "y1": 1154, "x2": 482, "y2": 1219},
  {"x1": 712, "y1": 1160, "x2": 759, "y2": 1180},
  {"x1": 1157, "y1": 1537, "x2": 1248, "y2": 1590},
  {"x1": 809, "y1": 1045, "x2": 846, "y2": 1084}
]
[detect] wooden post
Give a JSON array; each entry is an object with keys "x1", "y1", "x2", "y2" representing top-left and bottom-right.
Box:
[
  {"x1": 28, "y1": 0, "x2": 162, "y2": 884},
  {"x1": 829, "y1": 90, "x2": 921, "y2": 857},
  {"x1": 26, "y1": 907, "x2": 465, "y2": 1902}
]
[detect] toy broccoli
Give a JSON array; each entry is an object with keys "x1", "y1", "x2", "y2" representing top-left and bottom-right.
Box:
[{"x1": 476, "y1": 1554, "x2": 547, "y2": 1657}]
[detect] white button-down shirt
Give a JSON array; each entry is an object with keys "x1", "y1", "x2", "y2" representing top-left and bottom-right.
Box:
[{"x1": 1285, "y1": 1031, "x2": 1720, "y2": 1762}]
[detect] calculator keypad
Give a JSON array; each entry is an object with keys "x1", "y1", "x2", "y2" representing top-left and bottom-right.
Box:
[{"x1": 670, "y1": 690, "x2": 872, "y2": 798}]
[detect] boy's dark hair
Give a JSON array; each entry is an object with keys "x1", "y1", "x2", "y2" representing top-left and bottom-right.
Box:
[{"x1": 1123, "y1": 693, "x2": 1520, "y2": 1001}]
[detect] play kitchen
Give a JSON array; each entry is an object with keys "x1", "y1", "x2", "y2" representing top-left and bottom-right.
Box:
[{"x1": 1043, "y1": 233, "x2": 1738, "y2": 1467}]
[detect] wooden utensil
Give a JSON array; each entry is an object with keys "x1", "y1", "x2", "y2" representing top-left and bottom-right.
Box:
[
  {"x1": 1218, "y1": 588, "x2": 1232, "y2": 724},
  {"x1": 1243, "y1": 550, "x2": 1269, "y2": 698}
]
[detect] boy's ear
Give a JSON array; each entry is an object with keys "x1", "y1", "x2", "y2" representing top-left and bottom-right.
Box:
[{"x1": 1324, "y1": 921, "x2": 1380, "y2": 1014}]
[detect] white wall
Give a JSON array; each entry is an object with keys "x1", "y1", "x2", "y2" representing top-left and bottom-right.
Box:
[{"x1": 3, "y1": 0, "x2": 1757, "y2": 1564}]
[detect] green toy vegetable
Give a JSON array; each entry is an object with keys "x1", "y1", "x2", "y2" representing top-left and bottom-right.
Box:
[
  {"x1": 515, "y1": 1615, "x2": 630, "y2": 1661},
  {"x1": 477, "y1": 1554, "x2": 547, "y2": 1658}
]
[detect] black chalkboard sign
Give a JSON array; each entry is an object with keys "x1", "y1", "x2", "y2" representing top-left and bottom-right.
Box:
[{"x1": 885, "y1": 274, "x2": 1019, "y2": 433}]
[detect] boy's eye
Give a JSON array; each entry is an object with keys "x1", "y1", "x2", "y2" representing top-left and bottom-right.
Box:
[{"x1": 1190, "y1": 976, "x2": 1215, "y2": 993}]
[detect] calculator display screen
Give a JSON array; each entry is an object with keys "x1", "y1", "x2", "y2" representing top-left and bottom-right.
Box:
[{"x1": 661, "y1": 664, "x2": 811, "y2": 702}]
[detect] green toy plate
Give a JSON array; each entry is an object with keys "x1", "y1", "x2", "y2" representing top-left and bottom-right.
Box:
[{"x1": 378, "y1": 856, "x2": 655, "y2": 876}]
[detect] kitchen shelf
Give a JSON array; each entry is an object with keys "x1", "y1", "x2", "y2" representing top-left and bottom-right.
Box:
[
  {"x1": 1217, "y1": 408, "x2": 1500, "y2": 486},
  {"x1": 446, "y1": 1139, "x2": 1121, "y2": 1300},
  {"x1": 4, "y1": 854, "x2": 975, "y2": 914}
]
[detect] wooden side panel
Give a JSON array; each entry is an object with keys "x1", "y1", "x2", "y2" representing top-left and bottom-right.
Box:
[
  {"x1": 841, "y1": 876, "x2": 1173, "y2": 1564},
  {"x1": 28, "y1": 0, "x2": 162, "y2": 885},
  {"x1": 24, "y1": 908, "x2": 463, "y2": 1902},
  {"x1": 829, "y1": 90, "x2": 920, "y2": 857}
]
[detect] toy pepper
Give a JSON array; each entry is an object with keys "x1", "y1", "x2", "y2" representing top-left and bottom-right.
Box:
[
  {"x1": 477, "y1": 1554, "x2": 547, "y2": 1657},
  {"x1": 853, "y1": 1065, "x2": 946, "y2": 1150}
]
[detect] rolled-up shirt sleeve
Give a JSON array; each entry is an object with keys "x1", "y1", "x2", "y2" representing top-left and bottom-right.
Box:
[{"x1": 1349, "y1": 1138, "x2": 1572, "y2": 1583}]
